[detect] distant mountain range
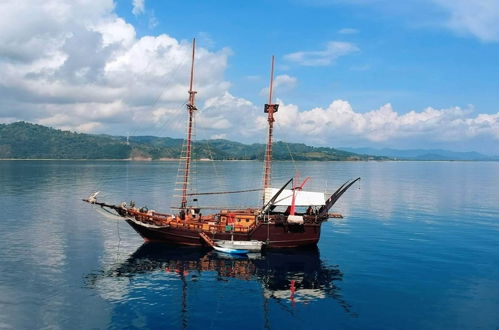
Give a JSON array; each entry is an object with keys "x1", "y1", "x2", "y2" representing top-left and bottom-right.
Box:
[
  {"x1": 0, "y1": 122, "x2": 386, "y2": 161},
  {"x1": 339, "y1": 147, "x2": 499, "y2": 161}
]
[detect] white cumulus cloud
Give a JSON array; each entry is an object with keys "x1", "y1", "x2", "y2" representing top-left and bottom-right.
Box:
[
  {"x1": 270, "y1": 100, "x2": 499, "y2": 148},
  {"x1": 433, "y1": 0, "x2": 499, "y2": 42},
  {"x1": 0, "y1": 0, "x2": 231, "y2": 136},
  {"x1": 1, "y1": 0, "x2": 499, "y2": 154},
  {"x1": 167, "y1": 94, "x2": 499, "y2": 152}
]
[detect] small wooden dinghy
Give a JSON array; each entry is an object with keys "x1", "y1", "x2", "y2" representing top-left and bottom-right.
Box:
[
  {"x1": 199, "y1": 232, "x2": 263, "y2": 254},
  {"x1": 213, "y1": 245, "x2": 250, "y2": 255},
  {"x1": 214, "y1": 239, "x2": 264, "y2": 252}
]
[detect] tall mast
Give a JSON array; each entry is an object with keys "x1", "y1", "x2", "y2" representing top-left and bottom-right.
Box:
[
  {"x1": 180, "y1": 38, "x2": 197, "y2": 210},
  {"x1": 262, "y1": 56, "x2": 279, "y2": 203}
]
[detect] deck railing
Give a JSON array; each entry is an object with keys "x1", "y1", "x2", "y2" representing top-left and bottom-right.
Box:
[{"x1": 127, "y1": 209, "x2": 257, "y2": 233}]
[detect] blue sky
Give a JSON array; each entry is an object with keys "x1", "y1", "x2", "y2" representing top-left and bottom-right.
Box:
[
  {"x1": 118, "y1": 0, "x2": 499, "y2": 113},
  {"x1": 1, "y1": 0, "x2": 499, "y2": 154}
]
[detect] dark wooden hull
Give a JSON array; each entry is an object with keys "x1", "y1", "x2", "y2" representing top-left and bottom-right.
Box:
[{"x1": 126, "y1": 220, "x2": 322, "y2": 249}]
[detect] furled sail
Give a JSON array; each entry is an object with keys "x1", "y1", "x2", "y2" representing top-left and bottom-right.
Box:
[{"x1": 264, "y1": 188, "x2": 325, "y2": 206}]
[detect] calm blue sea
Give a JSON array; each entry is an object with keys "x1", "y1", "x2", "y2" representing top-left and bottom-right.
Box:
[{"x1": 1, "y1": 160, "x2": 499, "y2": 329}]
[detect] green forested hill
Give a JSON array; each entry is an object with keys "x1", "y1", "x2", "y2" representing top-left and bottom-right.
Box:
[
  {"x1": 0, "y1": 122, "x2": 384, "y2": 160},
  {"x1": 0, "y1": 122, "x2": 131, "y2": 159}
]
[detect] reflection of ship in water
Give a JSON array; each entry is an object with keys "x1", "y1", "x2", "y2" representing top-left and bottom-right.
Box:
[{"x1": 86, "y1": 243, "x2": 354, "y2": 315}]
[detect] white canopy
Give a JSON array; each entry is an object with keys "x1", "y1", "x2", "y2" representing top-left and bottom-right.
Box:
[{"x1": 264, "y1": 188, "x2": 325, "y2": 206}]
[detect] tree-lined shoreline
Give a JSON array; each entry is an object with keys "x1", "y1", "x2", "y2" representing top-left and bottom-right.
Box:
[{"x1": 0, "y1": 122, "x2": 384, "y2": 161}]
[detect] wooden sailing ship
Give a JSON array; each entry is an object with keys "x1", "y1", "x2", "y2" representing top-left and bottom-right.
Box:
[{"x1": 83, "y1": 39, "x2": 360, "y2": 249}]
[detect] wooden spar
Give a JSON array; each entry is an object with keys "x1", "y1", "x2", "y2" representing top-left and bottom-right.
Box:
[
  {"x1": 318, "y1": 177, "x2": 361, "y2": 217},
  {"x1": 290, "y1": 176, "x2": 311, "y2": 216},
  {"x1": 261, "y1": 177, "x2": 293, "y2": 214},
  {"x1": 268, "y1": 56, "x2": 275, "y2": 111},
  {"x1": 262, "y1": 56, "x2": 276, "y2": 203},
  {"x1": 181, "y1": 38, "x2": 197, "y2": 210}
]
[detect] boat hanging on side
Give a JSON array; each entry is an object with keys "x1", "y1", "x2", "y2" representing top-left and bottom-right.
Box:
[{"x1": 83, "y1": 39, "x2": 360, "y2": 249}]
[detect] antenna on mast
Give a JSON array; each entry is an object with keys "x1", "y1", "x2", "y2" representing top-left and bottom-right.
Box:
[
  {"x1": 262, "y1": 56, "x2": 279, "y2": 204},
  {"x1": 180, "y1": 38, "x2": 198, "y2": 211}
]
